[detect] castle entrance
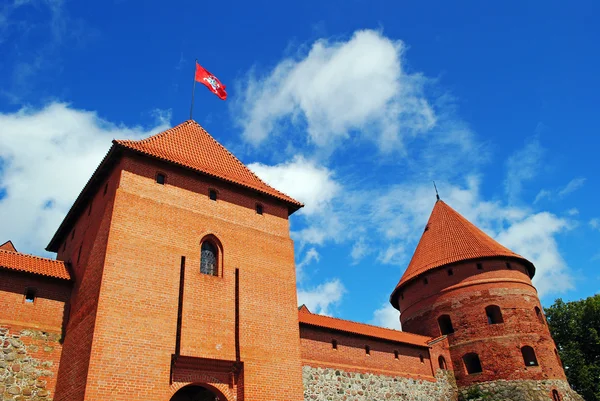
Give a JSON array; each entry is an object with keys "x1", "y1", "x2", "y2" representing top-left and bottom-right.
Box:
[{"x1": 170, "y1": 385, "x2": 223, "y2": 401}]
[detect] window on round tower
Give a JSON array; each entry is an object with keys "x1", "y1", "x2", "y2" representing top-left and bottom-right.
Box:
[
  {"x1": 535, "y1": 306, "x2": 545, "y2": 325},
  {"x1": 521, "y1": 346, "x2": 539, "y2": 367},
  {"x1": 438, "y1": 355, "x2": 447, "y2": 370},
  {"x1": 438, "y1": 315, "x2": 455, "y2": 335},
  {"x1": 200, "y1": 241, "x2": 218, "y2": 276},
  {"x1": 463, "y1": 353, "x2": 483, "y2": 374},
  {"x1": 485, "y1": 305, "x2": 504, "y2": 324},
  {"x1": 552, "y1": 390, "x2": 561, "y2": 401}
]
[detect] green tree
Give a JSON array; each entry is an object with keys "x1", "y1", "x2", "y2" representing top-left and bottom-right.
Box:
[{"x1": 545, "y1": 294, "x2": 600, "y2": 401}]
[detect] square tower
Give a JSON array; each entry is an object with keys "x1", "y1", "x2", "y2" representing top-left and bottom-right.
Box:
[{"x1": 47, "y1": 121, "x2": 304, "y2": 401}]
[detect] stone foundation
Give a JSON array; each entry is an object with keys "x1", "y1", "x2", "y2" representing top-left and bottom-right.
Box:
[
  {"x1": 302, "y1": 365, "x2": 458, "y2": 401},
  {"x1": 0, "y1": 326, "x2": 62, "y2": 401},
  {"x1": 459, "y1": 379, "x2": 584, "y2": 401}
]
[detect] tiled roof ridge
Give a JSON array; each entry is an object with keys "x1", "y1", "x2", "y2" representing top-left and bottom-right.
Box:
[
  {"x1": 115, "y1": 120, "x2": 302, "y2": 207},
  {"x1": 0, "y1": 248, "x2": 65, "y2": 265},
  {"x1": 299, "y1": 310, "x2": 431, "y2": 343},
  {"x1": 0, "y1": 249, "x2": 71, "y2": 280}
]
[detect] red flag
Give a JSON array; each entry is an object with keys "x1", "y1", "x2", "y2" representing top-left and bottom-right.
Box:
[{"x1": 195, "y1": 62, "x2": 227, "y2": 100}]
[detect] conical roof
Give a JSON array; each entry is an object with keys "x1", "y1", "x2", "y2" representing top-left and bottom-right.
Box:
[
  {"x1": 115, "y1": 120, "x2": 302, "y2": 210},
  {"x1": 390, "y1": 200, "x2": 534, "y2": 309}
]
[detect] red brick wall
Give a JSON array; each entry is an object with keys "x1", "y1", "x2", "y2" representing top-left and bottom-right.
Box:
[
  {"x1": 300, "y1": 325, "x2": 443, "y2": 380},
  {"x1": 53, "y1": 163, "x2": 123, "y2": 401},
  {"x1": 0, "y1": 271, "x2": 69, "y2": 332},
  {"x1": 76, "y1": 154, "x2": 303, "y2": 401},
  {"x1": 395, "y1": 259, "x2": 565, "y2": 387},
  {"x1": 0, "y1": 271, "x2": 69, "y2": 397}
]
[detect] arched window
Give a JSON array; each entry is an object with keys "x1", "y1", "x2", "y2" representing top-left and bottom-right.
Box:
[
  {"x1": 485, "y1": 305, "x2": 504, "y2": 324},
  {"x1": 463, "y1": 353, "x2": 482, "y2": 374},
  {"x1": 365, "y1": 345, "x2": 370, "y2": 355},
  {"x1": 332, "y1": 339, "x2": 337, "y2": 350},
  {"x1": 521, "y1": 346, "x2": 539, "y2": 366},
  {"x1": 200, "y1": 241, "x2": 218, "y2": 276},
  {"x1": 394, "y1": 350, "x2": 399, "y2": 359},
  {"x1": 438, "y1": 355, "x2": 447, "y2": 370},
  {"x1": 554, "y1": 349, "x2": 563, "y2": 367},
  {"x1": 535, "y1": 306, "x2": 545, "y2": 325},
  {"x1": 438, "y1": 315, "x2": 455, "y2": 335},
  {"x1": 552, "y1": 390, "x2": 561, "y2": 401}
]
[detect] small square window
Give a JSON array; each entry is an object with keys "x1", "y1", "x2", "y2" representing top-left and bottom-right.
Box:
[
  {"x1": 506, "y1": 262, "x2": 512, "y2": 269},
  {"x1": 394, "y1": 350, "x2": 399, "y2": 359},
  {"x1": 448, "y1": 269, "x2": 454, "y2": 276},
  {"x1": 103, "y1": 182, "x2": 109, "y2": 195},
  {"x1": 209, "y1": 189, "x2": 217, "y2": 201},
  {"x1": 477, "y1": 263, "x2": 483, "y2": 270},
  {"x1": 256, "y1": 204, "x2": 263, "y2": 215},
  {"x1": 423, "y1": 277, "x2": 429, "y2": 285},
  {"x1": 156, "y1": 173, "x2": 165, "y2": 185},
  {"x1": 25, "y1": 288, "x2": 36, "y2": 303}
]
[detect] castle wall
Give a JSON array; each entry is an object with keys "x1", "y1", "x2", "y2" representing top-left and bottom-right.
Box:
[
  {"x1": 79, "y1": 154, "x2": 304, "y2": 401},
  {"x1": 0, "y1": 272, "x2": 69, "y2": 400},
  {"x1": 53, "y1": 162, "x2": 123, "y2": 401},
  {"x1": 459, "y1": 379, "x2": 584, "y2": 401},
  {"x1": 397, "y1": 259, "x2": 566, "y2": 389},
  {"x1": 302, "y1": 366, "x2": 457, "y2": 401},
  {"x1": 300, "y1": 325, "x2": 458, "y2": 400}
]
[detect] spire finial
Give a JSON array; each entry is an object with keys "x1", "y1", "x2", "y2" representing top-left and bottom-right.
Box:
[{"x1": 433, "y1": 181, "x2": 440, "y2": 201}]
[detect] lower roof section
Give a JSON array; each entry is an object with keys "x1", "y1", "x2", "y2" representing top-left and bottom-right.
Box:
[{"x1": 298, "y1": 305, "x2": 431, "y2": 347}]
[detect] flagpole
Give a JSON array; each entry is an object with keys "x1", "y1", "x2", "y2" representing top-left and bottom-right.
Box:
[{"x1": 190, "y1": 59, "x2": 197, "y2": 120}]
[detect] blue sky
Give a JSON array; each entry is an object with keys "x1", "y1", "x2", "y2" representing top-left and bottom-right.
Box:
[{"x1": 0, "y1": 0, "x2": 598, "y2": 328}]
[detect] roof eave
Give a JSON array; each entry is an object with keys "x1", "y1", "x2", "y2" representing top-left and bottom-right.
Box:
[{"x1": 299, "y1": 321, "x2": 429, "y2": 348}]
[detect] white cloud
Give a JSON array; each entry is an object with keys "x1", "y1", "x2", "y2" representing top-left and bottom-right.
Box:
[
  {"x1": 496, "y1": 212, "x2": 572, "y2": 296},
  {"x1": 567, "y1": 208, "x2": 579, "y2": 216},
  {"x1": 297, "y1": 278, "x2": 346, "y2": 316},
  {"x1": 248, "y1": 156, "x2": 341, "y2": 216},
  {"x1": 377, "y1": 243, "x2": 406, "y2": 265},
  {"x1": 236, "y1": 29, "x2": 435, "y2": 152},
  {"x1": 534, "y1": 189, "x2": 552, "y2": 204},
  {"x1": 505, "y1": 137, "x2": 544, "y2": 203},
  {"x1": 371, "y1": 302, "x2": 401, "y2": 330},
  {"x1": 0, "y1": 102, "x2": 170, "y2": 255},
  {"x1": 558, "y1": 177, "x2": 586, "y2": 197},
  {"x1": 350, "y1": 237, "x2": 370, "y2": 263},
  {"x1": 296, "y1": 247, "x2": 320, "y2": 282},
  {"x1": 590, "y1": 218, "x2": 600, "y2": 230},
  {"x1": 534, "y1": 177, "x2": 586, "y2": 204}
]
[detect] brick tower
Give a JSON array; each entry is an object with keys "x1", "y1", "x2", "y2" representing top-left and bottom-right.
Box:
[
  {"x1": 389, "y1": 199, "x2": 582, "y2": 400},
  {"x1": 46, "y1": 121, "x2": 305, "y2": 401}
]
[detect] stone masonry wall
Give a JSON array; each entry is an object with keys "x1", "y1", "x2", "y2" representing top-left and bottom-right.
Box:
[
  {"x1": 0, "y1": 326, "x2": 62, "y2": 401},
  {"x1": 303, "y1": 365, "x2": 458, "y2": 401},
  {"x1": 459, "y1": 379, "x2": 584, "y2": 401}
]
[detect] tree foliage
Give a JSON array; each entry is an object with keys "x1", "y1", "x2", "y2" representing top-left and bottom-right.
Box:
[{"x1": 545, "y1": 294, "x2": 600, "y2": 401}]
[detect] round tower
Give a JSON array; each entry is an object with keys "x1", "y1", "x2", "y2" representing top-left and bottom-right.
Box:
[{"x1": 389, "y1": 200, "x2": 582, "y2": 400}]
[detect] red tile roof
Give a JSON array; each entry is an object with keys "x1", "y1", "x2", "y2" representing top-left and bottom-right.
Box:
[
  {"x1": 0, "y1": 240, "x2": 17, "y2": 252},
  {"x1": 390, "y1": 200, "x2": 534, "y2": 308},
  {"x1": 298, "y1": 305, "x2": 431, "y2": 347},
  {"x1": 114, "y1": 120, "x2": 303, "y2": 211},
  {"x1": 0, "y1": 249, "x2": 71, "y2": 280}
]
